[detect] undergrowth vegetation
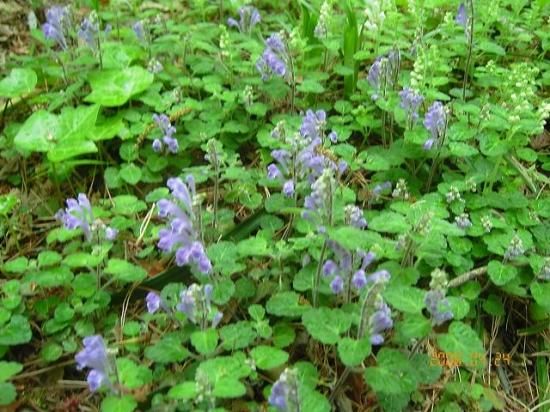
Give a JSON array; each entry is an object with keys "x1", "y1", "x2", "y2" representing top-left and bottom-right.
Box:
[{"x1": 0, "y1": 0, "x2": 549, "y2": 411}]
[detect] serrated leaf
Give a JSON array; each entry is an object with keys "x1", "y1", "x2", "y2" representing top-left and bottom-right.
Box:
[
  {"x1": 105, "y1": 259, "x2": 147, "y2": 283},
  {"x1": 384, "y1": 286, "x2": 425, "y2": 314},
  {"x1": 117, "y1": 358, "x2": 153, "y2": 389},
  {"x1": 85, "y1": 66, "x2": 154, "y2": 107},
  {"x1": 487, "y1": 260, "x2": 518, "y2": 286},
  {"x1": 436, "y1": 321, "x2": 486, "y2": 369},
  {"x1": 0, "y1": 362, "x2": 23, "y2": 382},
  {"x1": 250, "y1": 345, "x2": 289, "y2": 370},
  {"x1": 14, "y1": 110, "x2": 58, "y2": 153},
  {"x1": 337, "y1": 337, "x2": 371, "y2": 367},
  {"x1": 369, "y1": 212, "x2": 411, "y2": 233},
  {"x1": 119, "y1": 163, "x2": 142, "y2": 185},
  {"x1": 0, "y1": 68, "x2": 37, "y2": 98},
  {"x1": 100, "y1": 395, "x2": 137, "y2": 412},
  {"x1": 266, "y1": 292, "x2": 309, "y2": 318},
  {"x1": 190, "y1": 329, "x2": 219, "y2": 355},
  {"x1": 302, "y1": 308, "x2": 352, "y2": 344},
  {"x1": 144, "y1": 335, "x2": 190, "y2": 363},
  {"x1": 0, "y1": 382, "x2": 17, "y2": 406},
  {"x1": 168, "y1": 382, "x2": 198, "y2": 400}
]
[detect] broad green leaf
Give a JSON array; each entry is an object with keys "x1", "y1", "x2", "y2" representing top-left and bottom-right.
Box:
[
  {"x1": 47, "y1": 140, "x2": 98, "y2": 162},
  {"x1": 364, "y1": 348, "x2": 419, "y2": 395},
  {"x1": 337, "y1": 337, "x2": 371, "y2": 367},
  {"x1": 328, "y1": 227, "x2": 382, "y2": 251},
  {"x1": 117, "y1": 358, "x2": 153, "y2": 389},
  {"x1": 0, "y1": 362, "x2": 23, "y2": 381},
  {"x1": 2, "y1": 257, "x2": 28, "y2": 274},
  {"x1": 237, "y1": 237, "x2": 270, "y2": 257},
  {"x1": 168, "y1": 382, "x2": 198, "y2": 400},
  {"x1": 100, "y1": 395, "x2": 137, "y2": 412},
  {"x1": 220, "y1": 321, "x2": 257, "y2": 350},
  {"x1": 37, "y1": 251, "x2": 62, "y2": 268},
  {"x1": 190, "y1": 329, "x2": 219, "y2": 355},
  {"x1": 104, "y1": 259, "x2": 147, "y2": 283},
  {"x1": 119, "y1": 163, "x2": 142, "y2": 185},
  {"x1": 369, "y1": 212, "x2": 411, "y2": 233},
  {"x1": 85, "y1": 66, "x2": 154, "y2": 107},
  {"x1": 112, "y1": 195, "x2": 147, "y2": 215},
  {"x1": 531, "y1": 282, "x2": 550, "y2": 310},
  {"x1": 0, "y1": 315, "x2": 32, "y2": 346},
  {"x1": 436, "y1": 321, "x2": 486, "y2": 369},
  {"x1": 384, "y1": 286, "x2": 425, "y2": 314},
  {"x1": 302, "y1": 308, "x2": 352, "y2": 344},
  {"x1": 394, "y1": 314, "x2": 432, "y2": 343},
  {"x1": 0, "y1": 194, "x2": 18, "y2": 217},
  {"x1": 487, "y1": 260, "x2": 517, "y2": 286},
  {"x1": 250, "y1": 345, "x2": 289, "y2": 370},
  {"x1": 144, "y1": 335, "x2": 190, "y2": 363},
  {"x1": 0, "y1": 68, "x2": 37, "y2": 98},
  {"x1": 40, "y1": 342, "x2": 63, "y2": 362},
  {"x1": 14, "y1": 110, "x2": 58, "y2": 153},
  {"x1": 266, "y1": 292, "x2": 309, "y2": 318},
  {"x1": 0, "y1": 382, "x2": 17, "y2": 406}
]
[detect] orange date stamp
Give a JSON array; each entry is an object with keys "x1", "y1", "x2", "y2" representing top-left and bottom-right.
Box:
[{"x1": 429, "y1": 351, "x2": 511, "y2": 368}]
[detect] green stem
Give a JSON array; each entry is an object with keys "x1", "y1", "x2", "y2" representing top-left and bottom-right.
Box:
[{"x1": 312, "y1": 239, "x2": 328, "y2": 308}]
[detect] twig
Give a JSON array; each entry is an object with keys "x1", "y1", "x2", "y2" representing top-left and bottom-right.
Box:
[{"x1": 448, "y1": 266, "x2": 488, "y2": 288}]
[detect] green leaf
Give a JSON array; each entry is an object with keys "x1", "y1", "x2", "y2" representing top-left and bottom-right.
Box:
[
  {"x1": 14, "y1": 110, "x2": 58, "y2": 153},
  {"x1": 190, "y1": 329, "x2": 219, "y2": 355},
  {"x1": 436, "y1": 321, "x2": 486, "y2": 369},
  {"x1": 47, "y1": 140, "x2": 98, "y2": 163},
  {"x1": 302, "y1": 308, "x2": 352, "y2": 344},
  {"x1": 37, "y1": 251, "x2": 62, "y2": 268},
  {"x1": 2, "y1": 257, "x2": 28, "y2": 274},
  {"x1": 384, "y1": 286, "x2": 425, "y2": 314},
  {"x1": 487, "y1": 260, "x2": 518, "y2": 286},
  {"x1": 250, "y1": 345, "x2": 289, "y2": 370},
  {"x1": 40, "y1": 342, "x2": 63, "y2": 362},
  {"x1": 0, "y1": 194, "x2": 18, "y2": 217},
  {"x1": 297, "y1": 79, "x2": 325, "y2": 94},
  {"x1": 0, "y1": 382, "x2": 17, "y2": 406},
  {"x1": 117, "y1": 358, "x2": 153, "y2": 389},
  {"x1": 266, "y1": 292, "x2": 309, "y2": 318},
  {"x1": 105, "y1": 259, "x2": 147, "y2": 283},
  {"x1": 328, "y1": 227, "x2": 382, "y2": 251},
  {"x1": 144, "y1": 335, "x2": 190, "y2": 363},
  {"x1": 394, "y1": 314, "x2": 432, "y2": 343},
  {"x1": 364, "y1": 348, "x2": 419, "y2": 395},
  {"x1": 531, "y1": 282, "x2": 550, "y2": 310},
  {"x1": 0, "y1": 315, "x2": 32, "y2": 346},
  {"x1": 119, "y1": 163, "x2": 142, "y2": 185},
  {"x1": 168, "y1": 382, "x2": 198, "y2": 400},
  {"x1": 112, "y1": 195, "x2": 147, "y2": 215},
  {"x1": 237, "y1": 237, "x2": 270, "y2": 257},
  {"x1": 196, "y1": 355, "x2": 251, "y2": 398},
  {"x1": 85, "y1": 66, "x2": 154, "y2": 107},
  {"x1": 0, "y1": 362, "x2": 23, "y2": 382},
  {"x1": 220, "y1": 321, "x2": 257, "y2": 350},
  {"x1": 369, "y1": 212, "x2": 411, "y2": 233},
  {"x1": 0, "y1": 68, "x2": 37, "y2": 98},
  {"x1": 100, "y1": 395, "x2": 137, "y2": 412},
  {"x1": 337, "y1": 337, "x2": 371, "y2": 367}
]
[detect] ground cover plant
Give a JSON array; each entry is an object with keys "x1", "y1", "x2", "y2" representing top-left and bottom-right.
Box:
[{"x1": 0, "y1": 0, "x2": 549, "y2": 410}]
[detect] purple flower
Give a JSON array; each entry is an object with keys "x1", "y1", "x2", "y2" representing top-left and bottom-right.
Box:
[
  {"x1": 345, "y1": 205, "x2": 367, "y2": 229},
  {"x1": 352, "y1": 270, "x2": 367, "y2": 289},
  {"x1": 330, "y1": 275, "x2": 344, "y2": 294},
  {"x1": 423, "y1": 101, "x2": 447, "y2": 149},
  {"x1": 152, "y1": 113, "x2": 178, "y2": 154},
  {"x1": 267, "y1": 163, "x2": 281, "y2": 179},
  {"x1": 133, "y1": 20, "x2": 145, "y2": 41},
  {"x1": 323, "y1": 260, "x2": 337, "y2": 277},
  {"x1": 371, "y1": 181, "x2": 392, "y2": 198},
  {"x1": 227, "y1": 6, "x2": 261, "y2": 33},
  {"x1": 456, "y1": 3, "x2": 467, "y2": 27},
  {"x1": 78, "y1": 15, "x2": 99, "y2": 49},
  {"x1": 146, "y1": 292, "x2": 162, "y2": 314},
  {"x1": 157, "y1": 176, "x2": 212, "y2": 275},
  {"x1": 425, "y1": 289, "x2": 453, "y2": 326},
  {"x1": 87, "y1": 369, "x2": 108, "y2": 392},
  {"x1": 367, "y1": 51, "x2": 399, "y2": 100},
  {"x1": 328, "y1": 131, "x2": 338, "y2": 143},
  {"x1": 256, "y1": 34, "x2": 289, "y2": 82},
  {"x1": 369, "y1": 300, "x2": 393, "y2": 345},
  {"x1": 152, "y1": 138, "x2": 163, "y2": 152},
  {"x1": 268, "y1": 369, "x2": 299, "y2": 411},
  {"x1": 75, "y1": 335, "x2": 111, "y2": 392},
  {"x1": 300, "y1": 110, "x2": 326, "y2": 141},
  {"x1": 176, "y1": 284, "x2": 222, "y2": 329},
  {"x1": 283, "y1": 180, "x2": 295, "y2": 197},
  {"x1": 399, "y1": 87, "x2": 424, "y2": 123},
  {"x1": 367, "y1": 269, "x2": 391, "y2": 285},
  {"x1": 454, "y1": 213, "x2": 472, "y2": 229},
  {"x1": 105, "y1": 227, "x2": 118, "y2": 241},
  {"x1": 42, "y1": 6, "x2": 70, "y2": 50},
  {"x1": 55, "y1": 193, "x2": 94, "y2": 241}
]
